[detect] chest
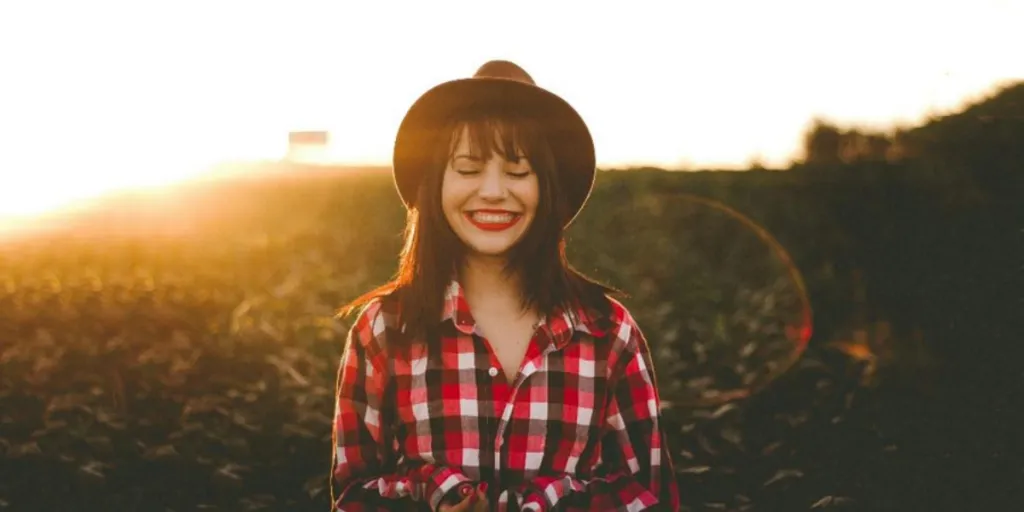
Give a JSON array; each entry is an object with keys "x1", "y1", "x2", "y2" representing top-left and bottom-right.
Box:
[
  {"x1": 474, "y1": 313, "x2": 540, "y2": 382},
  {"x1": 390, "y1": 336, "x2": 611, "y2": 480}
]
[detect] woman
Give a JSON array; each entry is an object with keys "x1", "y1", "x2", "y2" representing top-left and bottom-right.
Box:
[{"x1": 331, "y1": 60, "x2": 679, "y2": 511}]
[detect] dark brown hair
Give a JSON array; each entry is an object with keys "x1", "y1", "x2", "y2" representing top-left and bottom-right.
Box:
[{"x1": 337, "y1": 103, "x2": 618, "y2": 344}]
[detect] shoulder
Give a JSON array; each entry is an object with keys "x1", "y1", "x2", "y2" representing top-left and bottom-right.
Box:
[
  {"x1": 600, "y1": 295, "x2": 654, "y2": 365},
  {"x1": 340, "y1": 292, "x2": 403, "y2": 355},
  {"x1": 603, "y1": 295, "x2": 642, "y2": 346}
]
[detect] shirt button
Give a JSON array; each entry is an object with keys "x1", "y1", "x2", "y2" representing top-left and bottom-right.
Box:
[{"x1": 488, "y1": 367, "x2": 499, "y2": 377}]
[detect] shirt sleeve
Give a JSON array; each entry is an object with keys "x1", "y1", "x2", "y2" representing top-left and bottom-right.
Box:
[
  {"x1": 509, "y1": 309, "x2": 680, "y2": 511},
  {"x1": 331, "y1": 301, "x2": 474, "y2": 512}
]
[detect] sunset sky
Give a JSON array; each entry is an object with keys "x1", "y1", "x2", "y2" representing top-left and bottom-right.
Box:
[{"x1": 0, "y1": 0, "x2": 1021, "y2": 219}]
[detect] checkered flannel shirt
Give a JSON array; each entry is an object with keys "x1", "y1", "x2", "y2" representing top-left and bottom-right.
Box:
[{"x1": 332, "y1": 280, "x2": 679, "y2": 511}]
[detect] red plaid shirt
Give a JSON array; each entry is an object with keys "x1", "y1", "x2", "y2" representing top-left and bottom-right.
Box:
[{"x1": 332, "y1": 280, "x2": 679, "y2": 511}]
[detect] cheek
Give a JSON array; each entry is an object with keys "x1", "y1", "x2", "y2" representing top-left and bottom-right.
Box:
[
  {"x1": 521, "y1": 177, "x2": 540, "y2": 215},
  {"x1": 440, "y1": 176, "x2": 460, "y2": 213},
  {"x1": 441, "y1": 178, "x2": 474, "y2": 230}
]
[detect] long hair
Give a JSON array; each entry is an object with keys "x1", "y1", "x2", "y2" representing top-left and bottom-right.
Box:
[{"x1": 337, "y1": 102, "x2": 619, "y2": 344}]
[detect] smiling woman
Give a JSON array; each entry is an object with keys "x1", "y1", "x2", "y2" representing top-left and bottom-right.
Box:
[{"x1": 331, "y1": 60, "x2": 680, "y2": 512}]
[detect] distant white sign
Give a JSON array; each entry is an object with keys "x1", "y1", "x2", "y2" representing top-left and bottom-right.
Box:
[{"x1": 287, "y1": 131, "x2": 330, "y2": 164}]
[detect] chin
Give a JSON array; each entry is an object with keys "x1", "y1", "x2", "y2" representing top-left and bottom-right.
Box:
[
  {"x1": 455, "y1": 225, "x2": 527, "y2": 259},
  {"x1": 466, "y1": 243, "x2": 515, "y2": 258},
  {"x1": 461, "y1": 232, "x2": 525, "y2": 258}
]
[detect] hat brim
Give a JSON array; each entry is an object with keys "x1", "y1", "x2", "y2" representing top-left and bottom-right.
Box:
[{"x1": 393, "y1": 77, "x2": 596, "y2": 228}]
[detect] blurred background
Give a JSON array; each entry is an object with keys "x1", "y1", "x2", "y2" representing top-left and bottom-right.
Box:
[{"x1": 1, "y1": 1, "x2": 1021, "y2": 510}]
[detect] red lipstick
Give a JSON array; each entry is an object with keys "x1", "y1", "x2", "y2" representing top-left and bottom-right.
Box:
[{"x1": 465, "y1": 209, "x2": 521, "y2": 231}]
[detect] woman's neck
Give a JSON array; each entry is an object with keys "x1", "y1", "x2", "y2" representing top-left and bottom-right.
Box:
[{"x1": 459, "y1": 255, "x2": 528, "y2": 316}]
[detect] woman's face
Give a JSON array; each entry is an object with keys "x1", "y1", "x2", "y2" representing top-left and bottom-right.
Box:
[{"x1": 441, "y1": 124, "x2": 539, "y2": 260}]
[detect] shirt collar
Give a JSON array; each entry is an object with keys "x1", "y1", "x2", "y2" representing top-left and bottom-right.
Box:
[{"x1": 439, "y1": 278, "x2": 607, "y2": 347}]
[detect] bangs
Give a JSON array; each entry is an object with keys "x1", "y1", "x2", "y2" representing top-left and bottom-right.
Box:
[{"x1": 445, "y1": 110, "x2": 553, "y2": 169}]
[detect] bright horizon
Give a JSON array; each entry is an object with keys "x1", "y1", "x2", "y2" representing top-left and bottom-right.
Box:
[{"x1": 1, "y1": 0, "x2": 1022, "y2": 222}]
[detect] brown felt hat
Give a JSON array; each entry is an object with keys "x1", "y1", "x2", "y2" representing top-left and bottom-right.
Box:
[{"x1": 392, "y1": 60, "x2": 596, "y2": 228}]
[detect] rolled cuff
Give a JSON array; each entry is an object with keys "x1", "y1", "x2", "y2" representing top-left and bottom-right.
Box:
[{"x1": 426, "y1": 466, "x2": 473, "y2": 511}]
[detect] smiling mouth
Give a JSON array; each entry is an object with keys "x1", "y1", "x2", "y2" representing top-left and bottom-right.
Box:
[{"x1": 465, "y1": 211, "x2": 522, "y2": 231}]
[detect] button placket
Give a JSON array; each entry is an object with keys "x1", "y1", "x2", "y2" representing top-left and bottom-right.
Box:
[{"x1": 492, "y1": 344, "x2": 556, "y2": 477}]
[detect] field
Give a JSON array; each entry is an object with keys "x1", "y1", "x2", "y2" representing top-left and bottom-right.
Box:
[{"x1": 0, "y1": 165, "x2": 1017, "y2": 511}]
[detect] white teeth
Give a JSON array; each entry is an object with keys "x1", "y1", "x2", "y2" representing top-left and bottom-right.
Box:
[{"x1": 471, "y1": 212, "x2": 515, "y2": 223}]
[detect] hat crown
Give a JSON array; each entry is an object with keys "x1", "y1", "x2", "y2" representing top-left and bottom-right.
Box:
[{"x1": 473, "y1": 60, "x2": 535, "y2": 85}]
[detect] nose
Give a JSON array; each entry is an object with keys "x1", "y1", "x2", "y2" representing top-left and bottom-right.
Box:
[{"x1": 477, "y1": 162, "x2": 509, "y2": 201}]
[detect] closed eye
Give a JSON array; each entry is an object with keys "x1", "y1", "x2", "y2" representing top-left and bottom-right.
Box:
[
  {"x1": 507, "y1": 171, "x2": 531, "y2": 178},
  {"x1": 456, "y1": 169, "x2": 480, "y2": 176}
]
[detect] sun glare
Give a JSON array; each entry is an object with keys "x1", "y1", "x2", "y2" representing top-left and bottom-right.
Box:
[
  {"x1": 0, "y1": 1, "x2": 1018, "y2": 236},
  {"x1": 0, "y1": 151, "x2": 230, "y2": 236}
]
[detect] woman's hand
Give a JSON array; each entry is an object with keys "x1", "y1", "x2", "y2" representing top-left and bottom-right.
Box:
[{"x1": 438, "y1": 482, "x2": 489, "y2": 512}]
